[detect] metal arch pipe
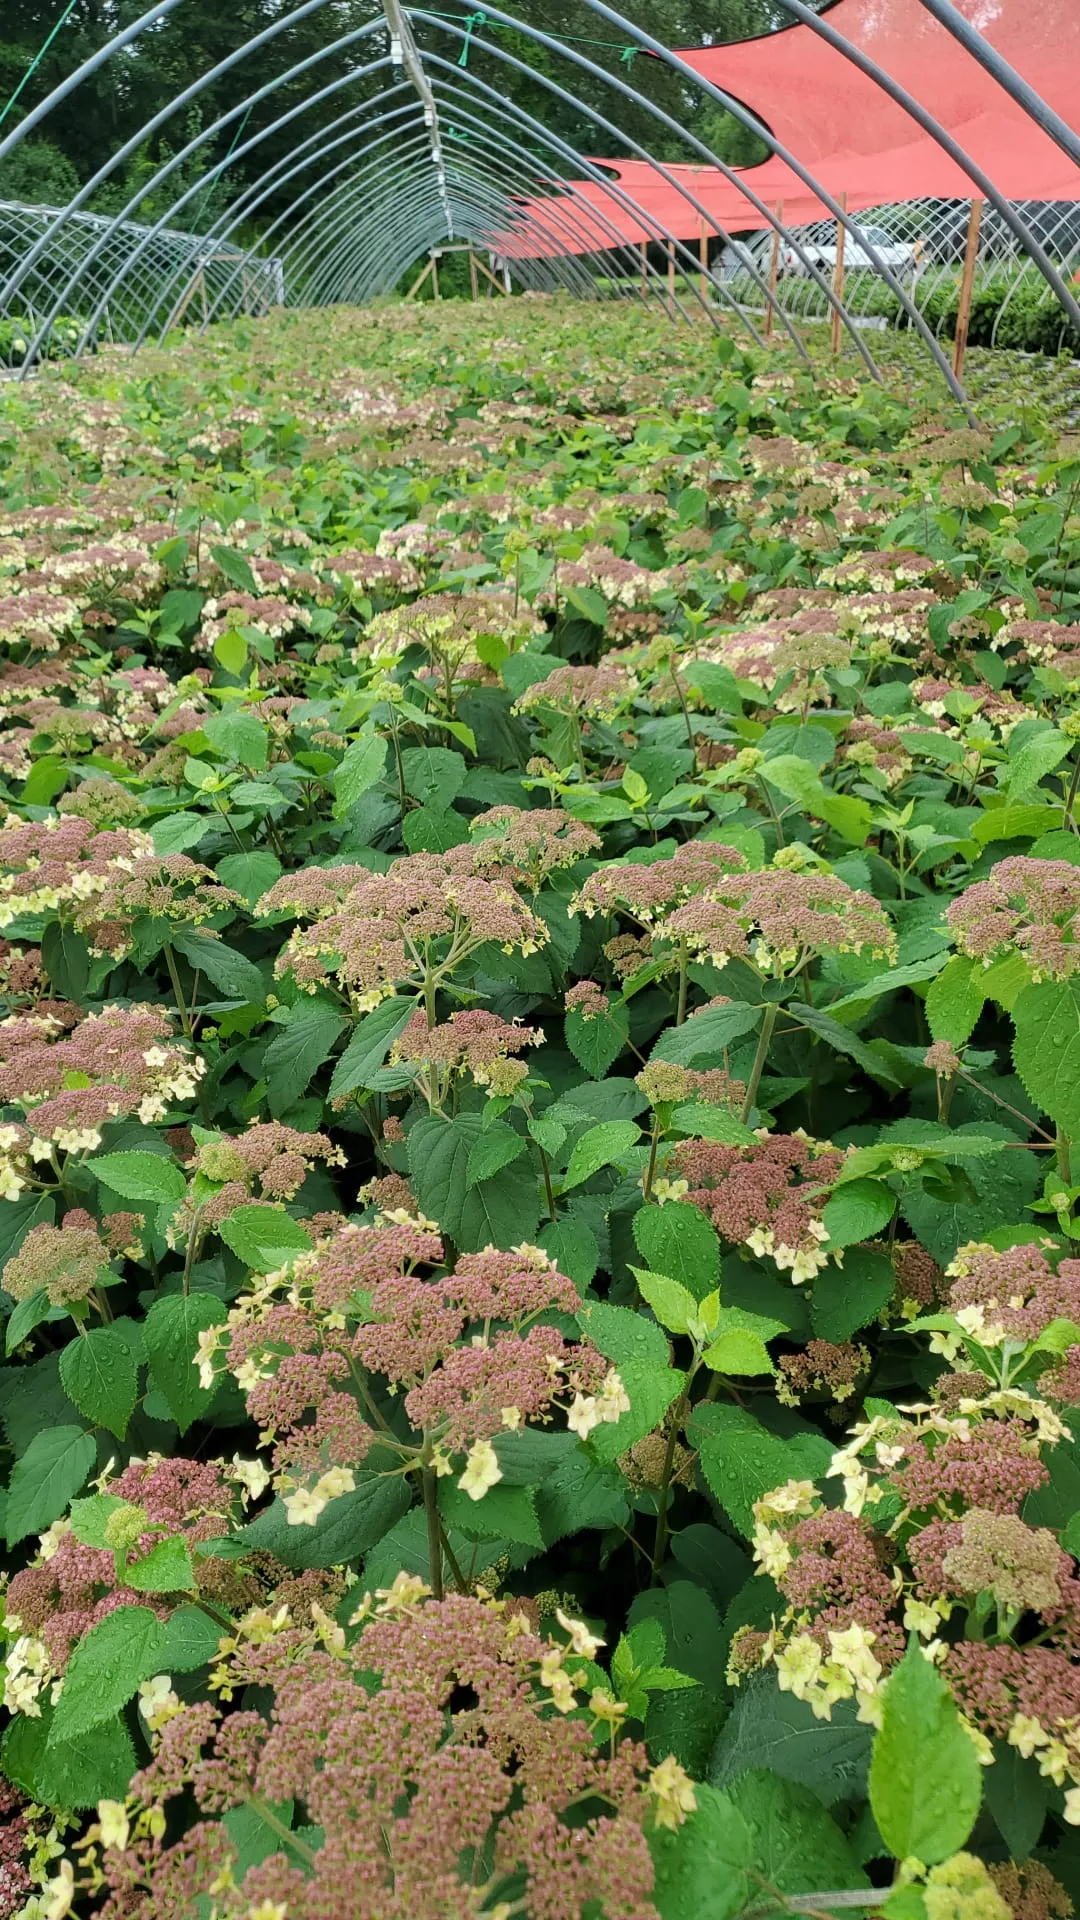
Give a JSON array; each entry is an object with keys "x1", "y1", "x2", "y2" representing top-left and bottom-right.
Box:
[
  {"x1": 137, "y1": 71, "x2": 717, "y2": 344},
  {"x1": 232, "y1": 93, "x2": 710, "y2": 330},
  {"x1": 416, "y1": 20, "x2": 807, "y2": 357},
  {"x1": 18, "y1": 34, "x2": 397, "y2": 369},
  {"x1": 497, "y1": 0, "x2": 976, "y2": 407},
  {"x1": 178, "y1": 114, "x2": 615, "y2": 328},
  {"x1": 417, "y1": 66, "x2": 759, "y2": 337},
  {"x1": 381, "y1": 0, "x2": 454, "y2": 240},
  {"x1": 773, "y1": 0, "x2": 1080, "y2": 339},
  {"x1": 179, "y1": 98, "x2": 638, "y2": 323},
  {"x1": 0, "y1": 0, "x2": 373, "y2": 318},
  {"x1": 412, "y1": 6, "x2": 866, "y2": 372},
  {"x1": 281, "y1": 147, "x2": 619, "y2": 307},
  {"x1": 1, "y1": 7, "x2": 391, "y2": 342},
  {"x1": 915, "y1": 0, "x2": 1080, "y2": 176},
  {"x1": 0, "y1": 0, "x2": 182, "y2": 169},
  {"x1": 262, "y1": 146, "x2": 599, "y2": 309}
]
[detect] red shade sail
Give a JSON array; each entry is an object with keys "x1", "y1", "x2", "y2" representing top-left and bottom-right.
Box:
[{"x1": 496, "y1": 0, "x2": 1080, "y2": 259}]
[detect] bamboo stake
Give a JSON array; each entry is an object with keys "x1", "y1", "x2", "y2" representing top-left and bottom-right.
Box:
[
  {"x1": 830, "y1": 192, "x2": 847, "y2": 356},
  {"x1": 764, "y1": 199, "x2": 783, "y2": 340},
  {"x1": 953, "y1": 197, "x2": 985, "y2": 379}
]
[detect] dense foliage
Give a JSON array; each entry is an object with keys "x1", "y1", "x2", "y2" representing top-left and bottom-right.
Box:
[{"x1": 0, "y1": 298, "x2": 1079, "y2": 1915}]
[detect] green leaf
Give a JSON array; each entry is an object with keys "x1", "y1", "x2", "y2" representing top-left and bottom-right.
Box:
[
  {"x1": 973, "y1": 803, "x2": 1064, "y2": 845},
  {"x1": 88, "y1": 1150, "x2": 186, "y2": 1205},
  {"x1": 123, "y1": 1535, "x2": 196, "y2": 1592},
  {"x1": 330, "y1": 998, "x2": 416, "y2": 1098},
  {"x1": 701, "y1": 1311, "x2": 779, "y2": 1376},
  {"x1": 633, "y1": 1202, "x2": 720, "y2": 1303},
  {"x1": 333, "y1": 727, "x2": 387, "y2": 816},
  {"x1": 565, "y1": 997, "x2": 629, "y2": 1077},
  {"x1": 158, "y1": 1604, "x2": 228, "y2": 1672},
  {"x1": 695, "y1": 1404, "x2": 831, "y2": 1537},
  {"x1": 151, "y1": 811, "x2": 213, "y2": 855},
  {"x1": 5, "y1": 1286, "x2": 55, "y2": 1355},
  {"x1": 634, "y1": 1269, "x2": 698, "y2": 1335},
  {"x1": 41, "y1": 918, "x2": 90, "y2": 1001},
  {"x1": 68, "y1": 1493, "x2": 127, "y2": 1548},
  {"x1": 171, "y1": 928, "x2": 264, "y2": 1002},
  {"x1": 565, "y1": 583, "x2": 608, "y2": 627},
  {"x1": 651, "y1": 1002, "x2": 761, "y2": 1065},
  {"x1": 792, "y1": 1002, "x2": 902, "y2": 1087},
  {"x1": 466, "y1": 1121, "x2": 527, "y2": 1186},
  {"x1": 458, "y1": 1153, "x2": 541, "y2": 1253},
  {"x1": 728, "y1": 1770, "x2": 868, "y2": 1896},
  {"x1": 538, "y1": 1216, "x2": 598, "y2": 1290},
  {"x1": 400, "y1": 745, "x2": 467, "y2": 809},
  {"x1": 869, "y1": 1641, "x2": 982, "y2": 1865},
  {"x1": 210, "y1": 543, "x2": 257, "y2": 593},
  {"x1": 534, "y1": 1447, "x2": 629, "y2": 1544},
  {"x1": 239, "y1": 1448, "x2": 409, "y2": 1569},
  {"x1": 143, "y1": 1291, "x2": 226, "y2": 1433},
  {"x1": 408, "y1": 1113, "x2": 476, "y2": 1238},
  {"x1": 5, "y1": 1707, "x2": 136, "y2": 1809},
  {"x1": 762, "y1": 754, "x2": 872, "y2": 844},
  {"x1": 60, "y1": 1326, "x2": 139, "y2": 1439},
  {"x1": 203, "y1": 708, "x2": 269, "y2": 770},
  {"x1": 439, "y1": 1480, "x2": 544, "y2": 1548},
  {"x1": 402, "y1": 805, "x2": 469, "y2": 853},
  {"x1": 50, "y1": 1605, "x2": 165, "y2": 1740},
  {"x1": 217, "y1": 849, "x2": 282, "y2": 907},
  {"x1": 214, "y1": 627, "x2": 247, "y2": 675},
  {"x1": 649, "y1": 1784, "x2": 751, "y2": 1920},
  {"x1": 711, "y1": 1674, "x2": 872, "y2": 1808},
  {"x1": 1013, "y1": 977, "x2": 1080, "y2": 1134},
  {"x1": 821, "y1": 1178, "x2": 895, "y2": 1249},
  {"x1": 812, "y1": 1248, "x2": 896, "y2": 1341},
  {"x1": 561, "y1": 1119, "x2": 641, "y2": 1190},
  {"x1": 1007, "y1": 727, "x2": 1070, "y2": 797},
  {"x1": 7, "y1": 1426, "x2": 96, "y2": 1546},
  {"x1": 218, "y1": 1205, "x2": 313, "y2": 1274},
  {"x1": 926, "y1": 955, "x2": 986, "y2": 1046},
  {"x1": 263, "y1": 1005, "x2": 346, "y2": 1116},
  {"x1": 983, "y1": 1739, "x2": 1050, "y2": 1862}
]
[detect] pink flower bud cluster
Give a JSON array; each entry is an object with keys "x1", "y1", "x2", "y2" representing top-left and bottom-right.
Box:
[
  {"x1": 665, "y1": 1133, "x2": 842, "y2": 1281},
  {"x1": 257, "y1": 847, "x2": 546, "y2": 1006},
  {"x1": 948, "y1": 856, "x2": 1080, "y2": 980},
  {"x1": 514, "y1": 661, "x2": 637, "y2": 721},
  {"x1": 94, "y1": 1593, "x2": 668, "y2": 1920},
  {"x1": 390, "y1": 1008, "x2": 542, "y2": 1096},
  {"x1": 0, "y1": 814, "x2": 154, "y2": 930},
  {"x1": 573, "y1": 840, "x2": 747, "y2": 925},
  {"x1": 664, "y1": 869, "x2": 897, "y2": 975},
  {"x1": 469, "y1": 804, "x2": 601, "y2": 887},
  {"x1": 192, "y1": 1122, "x2": 347, "y2": 1222}
]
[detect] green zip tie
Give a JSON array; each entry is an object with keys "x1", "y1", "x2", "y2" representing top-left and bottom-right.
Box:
[{"x1": 0, "y1": 0, "x2": 79, "y2": 134}]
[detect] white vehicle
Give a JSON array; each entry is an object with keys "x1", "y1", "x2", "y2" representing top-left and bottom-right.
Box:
[{"x1": 776, "y1": 222, "x2": 918, "y2": 276}]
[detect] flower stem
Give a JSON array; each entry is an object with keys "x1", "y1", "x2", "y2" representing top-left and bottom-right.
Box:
[
  {"x1": 643, "y1": 1117, "x2": 661, "y2": 1202},
  {"x1": 1058, "y1": 1131, "x2": 1073, "y2": 1185},
  {"x1": 650, "y1": 1383, "x2": 690, "y2": 1584},
  {"x1": 538, "y1": 1144, "x2": 558, "y2": 1223},
  {"x1": 740, "y1": 1003, "x2": 778, "y2": 1125},
  {"x1": 422, "y1": 1466, "x2": 445, "y2": 1601},
  {"x1": 675, "y1": 939, "x2": 689, "y2": 1027}
]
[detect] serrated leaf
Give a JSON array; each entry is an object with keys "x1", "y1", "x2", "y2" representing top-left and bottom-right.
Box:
[
  {"x1": 143, "y1": 1292, "x2": 225, "y2": 1433},
  {"x1": 88, "y1": 1150, "x2": 186, "y2": 1204},
  {"x1": 925, "y1": 954, "x2": 986, "y2": 1046},
  {"x1": 7, "y1": 1426, "x2": 96, "y2": 1546},
  {"x1": 171, "y1": 928, "x2": 264, "y2": 1003},
  {"x1": 203, "y1": 707, "x2": 269, "y2": 771},
  {"x1": 333, "y1": 728, "x2": 387, "y2": 816},
  {"x1": 634, "y1": 1268, "x2": 698, "y2": 1334},
  {"x1": 561, "y1": 1120, "x2": 640, "y2": 1191},
  {"x1": 218, "y1": 1205, "x2": 312, "y2": 1273},
  {"x1": 263, "y1": 1005, "x2": 346, "y2": 1116},
  {"x1": 239, "y1": 1448, "x2": 409, "y2": 1570},
  {"x1": 50, "y1": 1605, "x2": 165, "y2": 1740},
  {"x1": 123, "y1": 1534, "x2": 196, "y2": 1592},
  {"x1": 649, "y1": 1783, "x2": 751, "y2": 1920},
  {"x1": 466, "y1": 1122, "x2": 527, "y2": 1186},
  {"x1": 1013, "y1": 977, "x2": 1080, "y2": 1134},
  {"x1": 633, "y1": 1202, "x2": 720, "y2": 1303},
  {"x1": 792, "y1": 1001, "x2": 902, "y2": 1087},
  {"x1": 439, "y1": 1480, "x2": 544, "y2": 1548},
  {"x1": 565, "y1": 997, "x2": 629, "y2": 1077},
  {"x1": 821, "y1": 1178, "x2": 895, "y2": 1249},
  {"x1": 330, "y1": 998, "x2": 416, "y2": 1098},
  {"x1": 60, "y1": 1325, "x2": 139, "y2": 1439},
  {"x1": 694, "y1": 1404, "x2": 831, "y2": 1537},
  {"x1": 651, "y1": 1002, "x2": 761, "y2": 1065},
  {"x1": 812, "y1": 1248, "x2": 895, "y2": 1341},
  {"x1": 869, "y1": 1641, "x2": 981, "y2": 1864}
]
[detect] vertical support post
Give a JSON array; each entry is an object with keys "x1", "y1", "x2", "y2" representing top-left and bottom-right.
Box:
[
  {"x1": 953, "y1": 197, "x2": 984, "y2": 379},
  {"x1": 699, "y1": 217, "x2": 709, "y2": 307},
  {"x1": 469, "y1": 252, "x2": 479, "y2": 301},
  {"x1": 431, "y1": 250, "x2": 440, "y2": 300},
  {"x1": 667, "y1": 246, "x2": 676, "y2": 313},
  {"x1": 830, "y1": 192, "x2": 847, "y2": 356},
  {"x1": 639, "y1": 238, "x2": 647, "y2": 301},
  {"x1": 764, "y1": 199, "x2": 783, "y2": 340}
]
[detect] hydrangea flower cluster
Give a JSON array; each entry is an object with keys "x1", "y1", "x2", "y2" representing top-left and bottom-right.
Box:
[
  {"x1": 257, "y1": 846, "x2": 546, "y2": 1009},
  {"x1": 72, "y1": 1589, "x2": 691, "y2": 1920},
  {"x1": 390, "y1": 1008, "x2": 544, "y2": 1100},
  {"x1": 199, "y1": 1223, "x2": 627, "y2": 1521},
  {"x1": 947, "y1": 857, "x2": 1080, "y2": 980},
  {"x1": 0, "y1": 1002, "x2": 203, "y2": 1192},
  {"x1": 658, "y1": 1133, "x2": 843, "y2": 1283}
]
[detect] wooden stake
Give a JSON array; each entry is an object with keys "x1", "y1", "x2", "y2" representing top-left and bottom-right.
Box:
[
  {"x1": 764, "y1": 199, "x2": 783, "y2": 340},
  {"x1": 404, "y1": 257, "x2": 436, "y2": 302},
  {"x1": 953, "y1": 197, "x2": 984, "y2": 380},
  {"x1": 830, "y1": 192, "x2": 847, "y2": 356},
  {"x1": 474, "y1": 253, "x2": 507, "y2": 295},
  {"x1": 699, "y1": 217, "x2": 709, "y2": 307},
  {"x1": 469, "y1": 252, "x2": 479, "y2": 301},
  {"x1": 431, "y1": 252, "x2": 440, "y2": 300}
]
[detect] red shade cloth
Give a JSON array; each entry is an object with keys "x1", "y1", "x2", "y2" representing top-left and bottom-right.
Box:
[{"x1": 496, "y1": 0, "x2": 1080, "y2": 259}]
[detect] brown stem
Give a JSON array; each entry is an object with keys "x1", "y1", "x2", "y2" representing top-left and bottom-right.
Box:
[{"x1": 423, "y1": 1466, "x2": 445, "y2": 1601}]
